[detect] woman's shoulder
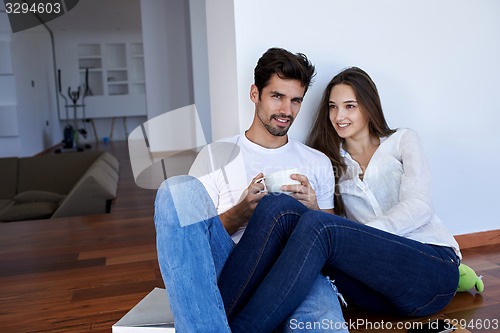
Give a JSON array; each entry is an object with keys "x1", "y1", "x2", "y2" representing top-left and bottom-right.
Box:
[
  {"x1": 389, "y1": 127, "x2": 416, "y2": 137},
  {"x1": 385, "y1": 128, "x2": 421, "y2": 143},
  {"x1": 383, "y1": 128, "x2": 428, "y2": 158}
]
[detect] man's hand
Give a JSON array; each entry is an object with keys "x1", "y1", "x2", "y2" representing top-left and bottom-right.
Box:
[
  {"x1": 220, "y1": 173, "x2": 267, "y2": 235},
  {"x1": 282, "y1": 173, "x2": 320, "y2": 210}
]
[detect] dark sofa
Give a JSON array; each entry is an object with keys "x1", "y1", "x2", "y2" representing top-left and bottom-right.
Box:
[{"x1": 0, "y1": 151, "x2": 119, "y2": 222}]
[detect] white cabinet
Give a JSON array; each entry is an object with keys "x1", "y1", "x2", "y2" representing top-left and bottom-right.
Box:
[
  {"x1": 105, "y1": 43, "x2": 128, "y2": 95},
  {"x1": 75, "y1": 42, "x2": 147, "y2": 118},
  {"x1": 129, "y1": 42, "x2": 146, "y2": 95},
  {"x1": 77, "y1": 42, "x2": 146, "y2": 97}
]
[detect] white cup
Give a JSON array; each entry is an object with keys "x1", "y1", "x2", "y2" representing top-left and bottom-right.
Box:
[{"x1": 255, "y1": 168, "x2": 301, "y2": 194}]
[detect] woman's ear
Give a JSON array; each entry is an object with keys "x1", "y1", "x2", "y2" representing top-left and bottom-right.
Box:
[{"x1": 250, "y1": 84, "x2": 259, "y2": 103}]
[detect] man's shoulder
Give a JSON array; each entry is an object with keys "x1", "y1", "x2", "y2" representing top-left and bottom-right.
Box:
[{"x1": 288, "y1": 138, "x2": 330, "y2": 161}]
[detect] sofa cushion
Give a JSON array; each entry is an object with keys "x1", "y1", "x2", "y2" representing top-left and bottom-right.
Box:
[
  {"x1": 51, "y1": 163, "x2": 118, "y2": 218},
  {"x1": 0, "y1": 158, "x2": 18, "y2": 199},
  {"x1": 0, "y1": 199, "x2": 13, "y2": 211},
  {"x1": 0, "y1": 202, "x2": 58, "y2": 222},
  {"x1": 99, "y1": 152, "x2": 120, "y2": 173},
  {"x1": 14, "y1": 191, "x2": 65, "y2": 203}
]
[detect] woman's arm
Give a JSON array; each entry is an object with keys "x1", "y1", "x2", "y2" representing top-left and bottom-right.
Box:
[{"x1": 365, "y1": 129, "x2": 435, "y2": 236}]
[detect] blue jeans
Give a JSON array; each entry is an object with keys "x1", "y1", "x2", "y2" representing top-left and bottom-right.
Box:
[
  {"x1": 223, "y1": 194, "x2": 460, "y2": 333},
  {"x1": 154, "y1": 175, "x2": 347, "y2": 333}
]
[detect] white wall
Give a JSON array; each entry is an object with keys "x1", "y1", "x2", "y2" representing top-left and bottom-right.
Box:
[
  {"x1": 189, "y1": 0, "x2": 212, "y2": 142},
  {"x1": 140, "y1": 0, "x2": 194, "y2": 120},
  {"x1": 11, "y1": 29, "x2": 56, "y2": 156},
  {"x1": 0, "y1": 25, "x2": 57, "y2": 157},
  {"x1": 205, "y1": 0, "x2": 240, "y2": 141},
  {"x1": 204, "y1": 0, "x2": 500, "y2": 235},
  {"x1": 0, "y1": 11, "x2": 21, "y2": 157}
]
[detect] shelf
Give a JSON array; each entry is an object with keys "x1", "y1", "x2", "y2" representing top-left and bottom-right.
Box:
[
  {"x1": 108, "y1": 83, "x2": 129, "y2": 95},
  {"x1": 80, "y1": 71, "x2": 103, "y2": 96},
  {"x1": 130, "y1": 43, "x2": 143, "y2": 56},
  {"x1": 106, "y1": 43, "x2": 127, "y2": 69},
  {"x1": 107, "y1": 69, "x2": 128, "y2": 82},
  {"x1": 131, "y1": 83, "x2": 146, "y2": 95},
  {"x1": 80, "y1": 68, "x2": 102, "y2": 73},
  {"x1": 129, "y1": 57, "x2": 145, "y2": 81},
  {"x1": 76, "y1": 42, "x2": 145, "y2": 98},
  {"x1": 78, "y1": 58, "x2": 102, "y2": 69},
  {"x1": 108, "y1": 81, "x2": 129, "y2": 85},
  {"x1": 78, "y1": 43, "x2": 101, "y2": 57},
  {"x1": 129, "y1": 44, "x2": 145, "y2": 96}
]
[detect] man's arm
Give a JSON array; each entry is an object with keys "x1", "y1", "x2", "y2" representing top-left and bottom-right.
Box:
[{"x1": 220, "y1": 173, "x2": 266, "y2": 235}]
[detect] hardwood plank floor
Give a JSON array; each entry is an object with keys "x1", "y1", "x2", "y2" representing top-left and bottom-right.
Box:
[{"x1": 1, "y1": 141, "x2": 499, "y2": 332}]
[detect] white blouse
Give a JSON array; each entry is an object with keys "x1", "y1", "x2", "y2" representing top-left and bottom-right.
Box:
[{"x1": 339, "y1": 128, "x2": 461, "y2": 258}]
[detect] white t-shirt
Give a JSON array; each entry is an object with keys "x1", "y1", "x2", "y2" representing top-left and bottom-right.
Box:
[{"x1": 189, "y1": 133, "x2": 335, "y2": 243}]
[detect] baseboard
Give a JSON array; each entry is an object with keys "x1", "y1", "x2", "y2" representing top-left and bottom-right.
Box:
[{"x1": 455, "y1": 229, "x2": 500, "y2": 249}]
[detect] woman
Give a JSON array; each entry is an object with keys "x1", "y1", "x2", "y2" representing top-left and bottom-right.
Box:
[{"x1": 217, "y1": 67, "x2": 462, "y2": 332}]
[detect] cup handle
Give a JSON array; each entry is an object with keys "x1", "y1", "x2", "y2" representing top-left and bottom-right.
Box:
[{"x1": 253, "y1": 177, "x2": 267, "y2": 192}]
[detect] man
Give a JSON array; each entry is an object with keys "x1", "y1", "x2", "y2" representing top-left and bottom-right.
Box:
[{"x1": 155, "y1": 48, "x2": 347, "y2": 332}]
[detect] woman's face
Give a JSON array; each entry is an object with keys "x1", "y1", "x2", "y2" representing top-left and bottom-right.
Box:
[{"x1": 328, "y1": 83, "x2": 370, "y2": 140}]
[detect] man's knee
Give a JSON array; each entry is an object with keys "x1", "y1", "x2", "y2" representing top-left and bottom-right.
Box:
[{"x1": 155, "y1": 175, "x2": 216, "y2": 228}]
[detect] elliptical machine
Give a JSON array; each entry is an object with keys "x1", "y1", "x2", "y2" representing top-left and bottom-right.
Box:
[{"x1": 57, "y1": 68, "x2": 91, "y2": 152}]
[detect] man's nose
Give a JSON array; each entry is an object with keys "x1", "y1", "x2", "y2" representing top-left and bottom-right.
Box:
[{"x1": 281, "y1": 100, "x2": 293, "y2": 116}]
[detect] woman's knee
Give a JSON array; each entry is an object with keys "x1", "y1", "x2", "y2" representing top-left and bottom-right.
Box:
[
  {"x1": 295, "y1": 211, "x2": 358, "y2": 241},
  {"x1": 256, "y1": 193, "x2": 308, "y2": 216},
  {"x1": 300, "y1": 210, "x2": 347, "y2": 227},
  {"x1": 246, "y1": 194, "x2": 309, "y2": 238}
]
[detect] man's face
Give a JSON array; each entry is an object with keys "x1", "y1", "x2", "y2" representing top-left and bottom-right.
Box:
[{"x1": 251, "y1": 74, "x2": 306, "y2": 137}]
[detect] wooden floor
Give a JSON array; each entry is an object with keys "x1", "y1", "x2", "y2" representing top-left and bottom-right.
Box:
[{"x1": 0, "y1": 141, "x2": 499, "y2": 333}]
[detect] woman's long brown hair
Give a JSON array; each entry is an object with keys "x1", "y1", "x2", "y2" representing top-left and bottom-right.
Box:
[{"x1": 306, "y1": 67, "x2": 395, "y2": 216}]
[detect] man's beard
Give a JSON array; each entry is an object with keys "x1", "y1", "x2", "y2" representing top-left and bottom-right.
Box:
[{"x1": 259, "y1": 113, "x2": 294, "y2": 137}]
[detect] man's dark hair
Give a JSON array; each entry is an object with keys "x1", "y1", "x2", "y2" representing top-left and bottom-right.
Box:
[{"x1": 254, "y1": 47, "x2": 316, "y2": 97}]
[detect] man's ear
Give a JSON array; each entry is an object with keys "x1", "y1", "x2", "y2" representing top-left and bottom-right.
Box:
[{"x1": 250, "y1": 84, "x2": 259, "y2": 103}]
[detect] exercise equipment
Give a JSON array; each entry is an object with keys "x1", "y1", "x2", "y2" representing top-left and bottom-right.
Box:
[{"x1": 57, "y1": 68, "x2": 93, "y2": 152}]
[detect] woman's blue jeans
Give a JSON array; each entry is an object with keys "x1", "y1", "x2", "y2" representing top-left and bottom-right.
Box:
[
  {"x1": 154, "y1": 175, "x2": 347, "y2": 333},
  {"x1": 219, "y1": 193, "x2": 460, "y2": 333}
]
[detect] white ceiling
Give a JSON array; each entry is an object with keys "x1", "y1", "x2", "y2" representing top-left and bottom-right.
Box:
[{"x1": 45, "y1": 0, "x2": 142, "y2": 32}]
